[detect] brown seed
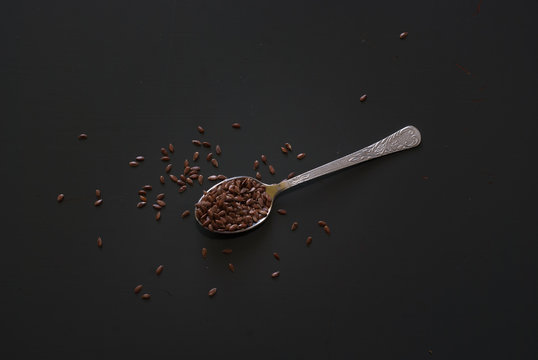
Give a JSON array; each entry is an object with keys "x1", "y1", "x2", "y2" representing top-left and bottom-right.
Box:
[
  {"x1": 129, "y1": 161, "x2": 139, "y2": 167},
  {"x1": 137, "y1": 202, "x2": 146, "y2": 208},
  {"x1": 134, "y1": 285, "x2": 143, "y2": 294},
  {"x1": 323, "y1": 225, "x2": 331, "y2": 235},
  {"x1": 165, "y1": 164, "x2": 172, "y2": 173},
  {"x1": 211, "y1": 158, "x2": 219, "y2": 168},
  {"x1": 192, "y1": 140, "x2": 202, "y2": 146},
  {"x1": 318, "y1": 220, "x2": 327, "y2": 227},
  {"x1": 306, "y1": 236, "x2": 312, "y2": 246},
  {"x1": 94, "y1": 199, "x2": 103, "y2": 206},
  {"x1": 169, "y1": 143, "x2": 175, "y2": 153},
  {"x1": 399, "y1": 31, "x2": 408, "y2": 39},
  {"x1": 160, "y1": 176, "x2": 165, "y2": 184},
  {"x1": 95, "y1": 189, "x2": 101, "y2": 198},
  {"x1": 135, "y1": 156, "x2": 145, "y2": 162},
  {"x1": 296, "y1": 153, "x2": 306, "y2": 160},
  {"x1": 156, "y1": 200, "x2": 166, "y2": 207},
  {"x1": 280, "y1": 146, "x2": 288, "y2": 154},
  {"x1": 208, "y1": 175, "x2": 218, "y2": 181},
  {"x1": 231, "y1": 123, "x2": 241, "y2": 129},
  {"x1": 78, "y1": 133, "x2": 88, "y2": 140},
  {"x1": 184, "y1": 159, "x2": 189, "y2": 168},
  {"x1": 253, "y1": 160, "x2": 259, "y2": 170},
  {"x1": 215, "y1": 145, "x2": 222, "y2": 155},
  {"x1": 169, "y1": 174, "x2": 178, "y2": 182},
  {"x1": 291, "y1": 221, "x2": 298, "y2": 231},
  {"x1": 57, "y1": 194, "x2": 65, "y2": 202},
  {"x1": 152, "y1": 204, "x2": 162, "y2": 210},
  {"x1": 271, "y1": 271, "x2": 280, "y2": 278},
  {"x1": 97, "y1": 236, "x2": 103, "y2": 248},
  {"x1": 277, "y1": 209, "x2": 286, "y2": 215},
  {"x1": 217, "y1": 174, "x2": 226, "y2": 180},
  {"x1": 184, "y1": 166, "x2": 191, "y2": 175},
  {"x1": 138, "y1": 190, "x2": 146, "y2": 196},
  {"x1": 221, "y1": 248, "x2": 232, "y2": 254},
  {"x1": 181, "y1": 210, "x2": 190, "y2": 218},
  {"x1": 193, "y1": 152, "x2": 199, "y2": 161},
  {"x1": 141, "y1": 293, "x2": 151, "y2": 300},
  {"x1": 202, "y1": 141, "x2": 211, "y2": 148},
  {"x1": 155, "y1": 211, "x2": 161, "y2": 220},
  {"x1": 160, "y1": 156, "x2": 170, "y2": 161},
  {"x1": 143, "y1": 185, "x2": 152, "y2": 191},
  {"x1": 160, "y1": 147, "x2": 168, "y2": 156},
  {"x1": 359, "y1": 94, "x2": 367, "y2": 102},
  {"x1": 139, "y1": 195, "x2": 147, "y2": 202},
  {"x1": 197, "y1": 125, "x2": 205, "y2": 134},
  {"x1": 287, "y1": 172, "x2": 296, "y2": 179},
  {"x1": 255, "y1": 172, "x2": 262, "y2": 180},
  {"x1": 155, "y1": 265, "x2": 164, "y2": 275},
  {"x1": 261, "y1": 154, "x2": 267, "y2": 164},
  {"x1": 201, "y1": 248, "x2": 208, "y2": 258},
  {"x1": 273, "y1": 252, "x2": 280, "y2": 261},
  {"x1": 186, "y1": 177, "x2": 194, "y2": 186},
  {"x1": 198, "y1": 174, "x2": 203, "y2": 185},
  {"x1": 208, "y1": 288, "x2": 217, "y2": 297},
  {"x1": 228, "y1": 263, "x2": 235, "y2": 272},
  {"x1": 156, "y1": 193, "x2": 165, "y2": 200},
  {"x1": 178, "y1": 185, "x2": 187, "y2": 193},
  {"x1": 205, "y1": 153, "x2": 212, "y2": 161},
  {"x1": 285, "y1": 143, "x2": 292, "y2": 151},
  {"x1": 268, "y1": 165, "x2": 275, "y2": 174}
]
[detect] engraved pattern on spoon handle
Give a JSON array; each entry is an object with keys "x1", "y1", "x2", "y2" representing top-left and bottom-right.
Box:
[{"x1": 283, "y1": 126, "x2": 421, "y2": 188}]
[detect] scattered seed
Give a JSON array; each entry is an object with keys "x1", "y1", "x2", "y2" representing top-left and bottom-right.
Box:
[
  {"x1": 139, "y1": 195, "x2": 147, "y2": 202},
  {"x1": 206, "y1": 153, "x2": 213, "y2": 161},
  {"x1": 184, "y1": 159, "x2": 189, "y2": 168},
  {"x1": 184, "y1": 166, "x2": 191, "y2": 175},
  {"x1": 141, "y1": 293, "x2": 151, "y2": 300},
  {"x1": 198, "y1": 174, "x2": 203, "y2": 185},
  {"x1": 156, "y1": 200, "x2": 166, "y2": 207},
  {"x1": 306, "y1": 236, "x2": 312, "y2": 246},
  {"x1": 155, "y1": 265, "x2": 164, "y2": 275},
  {"x1": 197, "y1": 125, "x2": 205, "y2": 134},
  {"x1": 318, "y1": 220, "x2": 327, "y2": 227},
  {"x1": 193, "y1": 152, "x2": 199, "y2": 161},
  {"x1": 160, "y1": 148, "x2": 168, "y2": 156},
  {"x1": 161, "y1": 156, "x2": 170, "y2": 161},
  {"x1": 169, "y1": 143, "x2": 175, "y2": 153},
  {"x1": 152, "y1": 204, "x2": 162, "y2": 210},
  {"x1": 192, "y1": 140, "x2": 202, "y2": 146},
  {"x1": 208, "y1": 175, "x2": 218, "y2": 181},
  {"x1": 178, "y1": 185, "x2": 187, "y2": 193},
  {"x1": 255, "y1": 172, "x2": 262, "y2": 180},
  {"x1": 156, "y1": 193, "x2": 165, "y2": 200},
  {"x1": 201, "y1": 248, "x2": 208, "y2": 258},
  {"x1": 169, "y1": 174, "x2": 178, "y2": 182},
  {"x1": 291, "y1": 221, "x2": 298, "y2": 231},
  {"x1": 191, "y1": 166, "x2": 201, "y2": 171},
  {"x1": 296, "y1": 153, "x2": 306, "y2": 160},
  {"x1": 253, "y1": 160, "x2": 259, "y2": 170},
  {"x1": 277, "y1": 209, "x2": 286, "y2": 215},
  {"x1": 261, "y1": 154, "x2": 267, "y2": 164},
  {"x1": 359, "y1": 94, "x2": 367, "y2": 102},
  {"x1": 97, "y1": 236, "x2": 103, "y2": 248},
  {"x1": 280, "y1": 146, "x2": 288, "y2": 154},
  {"x1": 160, "y1": 176, "x2": 165, "y2": 184},
  {"x1": 211, "y1": 158, "x2": 219, "y2": 168},
  {"x1": 323, "y1": 225, "x2": 331, "y2": 235},
  {"x1": 143, "y1": 185, "x2": 152, "y2": 191},
  {"x1": 138, "y1": 190, "x2": 147, "y2": 196},
  {"x1": 273, "y1": 252, "x2": 280, "y2": 261},
  {"x1": 231, "y1": 123, "x2": 241, "y2": 129},
  {"x1": 134, "y1": 285, "x2": 143, "y2": 294},
  {"x1": 215, "y1": 145, "x2": 222, "y2": 155},
  {"x1": 208, "y1": 288, "x2": 217, "y2": 297},
  {"x1": 217, "y1": 174, "x2": 226, "y2": 180},
  {"x1": 181, "y1": 210, "x2": 190, "y2": 218},
  {"x1": 186, "y1": 178, "x2": 194, "y2": 186},
  {"x1": 165, "y1": 164, "x2": 172, "y2": 173},
  {"x1": 202, "y1": 141, "x2": 211, "y2": 148},
  {"x1": 155, "y1": 211, "x2": 161, "y2": 220},
  {"x1": 221, "y1": 248, "x2": 232, "y2": 254},
  {"x1": 129, "y1": 161, "x2": 139, "y2": 167},
  {"x1": 228, "y1": 263, "x2": 235, "y2": 272},
  {"x1": 285, "y1": 143, "x2": 292, "y2": 151},
  {"x1": 78, "y1": 133, "x2": 88, "y2": 140},
  {"x1": 95, "y1": 189, "x2": 101, "y2": 198},
  {"x1": 287, "y1": 172, "x2": 296, "y2": 179},
  {"x1": 271, "y1": 271, "x2": 280, "y2": 278},
  {"x1": 399, "y1": 31, "x2": 408, "y2": 39},
  {"x1": 57, "y1": 194, "x2": 64, "y2": 202},
  {"x1": 94, "y1": 199, "x2": 103, "y2": 206},
  {"x1": 135, "y1": 156, "x2": 145, "y2": 162},
  {"x1": 268, "y1": 165, "x2": 275, "y2": 174},
  {"x1": 137, "y1": 202, "x2": 146, "y2": 208}
]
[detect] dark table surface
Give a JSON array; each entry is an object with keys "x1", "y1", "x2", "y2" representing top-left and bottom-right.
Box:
[{"x1": 2, "y1": 1, "x2": 537, "y2": 359}]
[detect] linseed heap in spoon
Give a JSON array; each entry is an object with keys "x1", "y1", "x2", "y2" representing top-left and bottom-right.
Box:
[{"x1": 195, "y1": 177, "x2": 272, "y2": 232}]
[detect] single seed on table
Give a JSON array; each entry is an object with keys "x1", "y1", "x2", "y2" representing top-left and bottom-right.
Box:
[
  {"x1": 271, "y1": 271, "x2": 280, "y2": 278},
  {"x1": 139, "y1": 195, "x2": 147, "y2": 202},
  {"x1": 323, "y1": 225, "x2": 331, "y2": 235},
  {"x1": 169, "y1": 143, "x2": 175, "y2": 153},
  {"x1": 291, "y1": 221, "x2": 298, "y2": 231},
  {"x1": 193, "y1": 152, "x2": 199, "y2": 161},
  {"x1": 181, "y1": 210, "x2": 190, "y2": 218},
  {"x1": 198, "y1": 174, "x2": 203, "y2": 185},
  {"x1": 287, "y1": 172, "x2": 296, "y2": 179},
  {"x1": 180, "y1": 174, "x2": 186, "y2": 182},
  {"x1": 359, "y1": 94, "x2": 367, "y2": 102},
  {"x1": 208, "y1": 175, "x2": 218, "y2": 181},
  {"x1": 156, "y1": 193, "x2": 165, "y2": 200},
  {"x1": 192, "y1": 140, "x2": 202, "y2": 146},
  {"x1": 202, "y1": 141, "x2": 211, "y2": 148},
  {"x1": 129, "y1": 161, "x2": 138, "y2": 167},
  {"x1": 156, "y1": 200, "x2": 166, "y2": 207},
  {"x1": 306, "y1": 236, "x2": 312, "y2": 246},
  {"x1": 285, "y1": 143, "x2": 292, "y2": 151},
  {"x1": 134, "y1": 284, "x2": 143, "y2": 294},
  {"x1": 211, "y1": 158, "x2": 219, "y2": 168},
  {"x1": 261, "y1": 154, "x2": 267, "y2": 164},
  {"x1": 155, "y1": 265, "x2": 164, "y2": 275},
  {"x1": 197, "y1": 125, "x2": 205, "y2": 134},
  {"x1": 208, "y1": 288, "x2": 217, "y2": 297},
  {"x1": 152, "y1": 204, "x2": 161, "y2": 210},
  {"x1": 221, "y1": 248, "x2": 232, "y2": 254},
  {"x1": 97, "y1": 236, "x2": 103, "y2": 248},
  {"x1": 228, "y1": 263, "x2": 235, "y2": 272},
  {"x1": 57, "y1": 194, "x2": 64, "y2": 202},
  {"x1": 184, "y1": 166, "x2": 191, "y2": 175},
  {"x1": 178, "y1": 185, "x2": 187, "y2": 193},
  {"x1": 160, "y1": 147, "x2": 168, "y2": 156},
  {"x1": 186, "y1": 178, "x2": 193, "y2": 186},
  {"x1": 78, "y1": 133, "x2": 88, "y2": 140},
  {"x1": 95, "y1": 189, "x2": 101, "y2": 198},
  {"x1": 201, "y1": 248, "x2": 207, "y2": 258},
  {"x1": 231, "y1": 122, "x2": 241, "y2": 129},
  {"x1": 268, "y1": 165, "x2": 275, "y2": 174},
  {"x1": 137, "y1": 202, "x2": 146, "y2": 208},
  {"x1": 155, "y1": 211, "x2": 161, "y2": 221},
  {"x1": 255, "y1": 172, "x2": 262, "y2": 180},
  {"x1": 135, "y1": 156, "x2": 145, "y2": 162},
  {"x1": 190, "y1": 166, "x2": 200, "y2": 171},
  {"x1": 169, "y1": 174, "x2": 178, "y2": 182},
  {"x1": 399, "y1": 31, "x2": 408, "y2": 39},
  {"x1": 253, "y1": 160, "x2": 259, "y2": 170},
  {"x1": 217, "y1": 174, "x2": 226, "y2": 180},
  {"x1": 273, "y1": 252, "x2": 280, "y2": 261},
  {"x1": 165, "y1": 164, "x2": 172, "y2": 173},
  {"x1": 206, "y1": 153, "x2": 213, "y2": 161},
  {"x1": 296, "y1": 153, "x2": 306, "y2": 160},
  {"x1": 160, "y1": 156, "x2": 170, "y2": 161},
  {"x1": 184, "y1": 159, "x2": 189, "y2": 168},
  {"x1": 277, "y1": 209, "x2": 287, "y2": 215},
  {"x1": 281, "y1": 146, "x2": 288, "y2": 154},
  {"x1": 318, "y1": 220, "x2": 327, "y2": 227},
  {"x1": 143, "y1": 185, "x2": 152, "y2": 191},
  {"x1": 215, "y1": 145, "x2": 222, "y2": 155},
  {"x1": 138, "y1": 190, "x2": 146, "y2": 196},
  {"x1": 141, "y1": 293, "x2": 151, "y2": 300},
  {"x1": 160, "y1": 176, "x2": 165, "y2": 184},
  {"x1": 189, "y1": 172, "x2": 198, "y2": 178},
  {"x1": 94, "y1": 199, "x2": 103, "y2": 206}
]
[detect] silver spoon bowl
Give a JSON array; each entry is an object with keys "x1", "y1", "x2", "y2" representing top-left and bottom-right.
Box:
[{"x1": 195, "y1": 125, "x2": 421, "y2": 234}]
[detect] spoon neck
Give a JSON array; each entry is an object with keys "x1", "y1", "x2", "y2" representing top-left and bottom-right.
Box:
[{"x1": 266, "y1": 180, "x2": 290, "y2": 199}]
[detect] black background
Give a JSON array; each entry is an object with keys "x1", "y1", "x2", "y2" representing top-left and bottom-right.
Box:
[{"x1": 2, "y1": 1, "x2": 537, "y2": 359}]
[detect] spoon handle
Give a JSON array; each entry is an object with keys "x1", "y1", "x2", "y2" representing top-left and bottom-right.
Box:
[{"x1": 281, "y1": 125, "x2": 421, "y2": 189}]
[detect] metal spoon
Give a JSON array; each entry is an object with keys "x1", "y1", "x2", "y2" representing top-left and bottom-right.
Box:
[{"x1": 195, "y1": 125, "x2": 421, "y2": 234}]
